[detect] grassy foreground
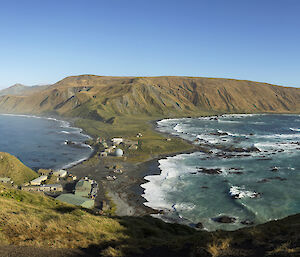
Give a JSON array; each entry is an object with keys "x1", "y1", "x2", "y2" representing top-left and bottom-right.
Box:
[
  {"x1": 0, "y1": 183, "x2": 299, "y2": 256},
  {"x1": 0, "y1": 184, "x2": 199, "y2": 256}
]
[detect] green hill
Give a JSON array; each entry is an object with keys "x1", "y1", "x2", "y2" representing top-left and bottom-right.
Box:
[
  {"x1": 0, "y1": 152, "x2": 38, "y2": 185},
  {"x1": 0, "y1": 75, "x2": 299, "y2": 118}
]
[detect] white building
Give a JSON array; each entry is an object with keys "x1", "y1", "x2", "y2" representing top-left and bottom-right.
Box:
[
  {"x1": 40, "y1": 184, "x2": 63, "y2": 192},
  {"x1": 111, "y1": 138, "x2": 123, "y2": 145},
  {"x1": 30, "y1": 175, "x2": 48, "y2": 186},
  {"x1": 53, "y1": 169, "x2": 68, "y2": 178}
]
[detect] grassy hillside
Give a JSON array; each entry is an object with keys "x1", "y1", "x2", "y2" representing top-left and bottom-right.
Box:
[
  {"x1": 0, "y1": 183, "x2": 299, "y2": 256},
  {"x1": 0, "y1": 75, "x2": 299, "y2": 119},
  {"x1": 0, "y1": 183, "x2": 199, "y2": 256},
  {"x1": 0, "y1": 152, "x2": 38, "y2": 185}
]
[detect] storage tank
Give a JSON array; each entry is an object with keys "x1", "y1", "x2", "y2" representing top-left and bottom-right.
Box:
[{"x1": 115, "y1": 148, "x2": 124, "y2": 157}]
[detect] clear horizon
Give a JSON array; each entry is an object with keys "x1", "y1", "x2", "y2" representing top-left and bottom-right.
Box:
[{"x1": 0, "y1": 0, "x2": 300, "y2": 89}]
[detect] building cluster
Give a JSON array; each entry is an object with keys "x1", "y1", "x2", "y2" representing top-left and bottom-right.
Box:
[
  {"x1": 97, "y1": 137, "x2": 139, "y2": 158},
  {"x1": 21, "y1": 184, "x2": 63, "y2": 192},
  {"x1": 56, "y1": 177, "x2": 98, "y2": 208},
  {"x1": 0, "y1": 168, "x2": 73, "y2": 193},
  {"x1": 20, "y1": 169, "x2": 76, "y2": 192},
  {"x1": 1, "y1": 168, "x2": 97, "y2": 210}
]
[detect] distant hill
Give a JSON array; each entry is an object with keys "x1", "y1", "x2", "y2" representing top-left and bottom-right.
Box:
[
  {"x1": 0, "y1": 83, "x2": 50, "y2": 96},
  {"x1": 0, "y1": 152, "x2": 38, "y2": 185},
  {"x1": 0, "y1": 75, "x2": 299, "y2": 118}
]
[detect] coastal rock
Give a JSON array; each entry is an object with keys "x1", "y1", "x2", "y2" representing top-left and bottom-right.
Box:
[
  {"x1": 198, "y1": 167, "x2": 222, "y2": 175},
  {"x1": 229, "y1": 186, "x2": 261, "y2": 199},
  {"x1": 247, "y1": 146, "x2": 261, "y2": 152},
  {"x1": 195, "y1": 222, "x2": 204, "y2": 229},
  {"x1": 272, "y1": 177, "x2": 287, "y2": 181},
  {"x1": 228, "y1": 171, "x2": 243, "y2": 175},
  {"x1": 270, "y1": 166, "x2": 279, "y2": 172},
  {"x1": 225, "y1": 146, "x2": 260, "y2": 153},
  {"x1": 212, "y1": 216, "x2": 236, "y2": 224},
  {"x1": 229, "y1": 167, "x2": 243, "y2": 171},
  {"x1": 210, "y1": 131, "x2": 228, "y2": 136},
  {"x1": 64, "y1": 140, "x2": 84, "y2": 148},
  {"x1": 257, "y1": 178, "x2": 269, "y2": 183},
  {"x1": 258, "y1": 177, "x2": 287, "y2": 183},
  {"x1": 241, "y1": 219, "x2": 254, "y2": 226}
]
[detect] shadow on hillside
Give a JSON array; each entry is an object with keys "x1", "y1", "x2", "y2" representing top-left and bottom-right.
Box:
[
  {"x1": 54, "y1": 206, "x2": 77, "y2": 214},
  {"x1": 73, "y1": 215, "x2": 210, "y2": 257},
  {"x1": 2, "y1": 214, "x2": 299, "y2": 257},
  {"x1": 74, "y1": 214, "x2": 300, "y2": 257}
]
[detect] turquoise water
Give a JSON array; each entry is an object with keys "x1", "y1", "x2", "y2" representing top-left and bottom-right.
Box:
[
  {"x1": 0, "y1": 114, "x2": 93, "y2": 170},
  {"x1": 142, "y1": 114, "x2": 300, "y2": 231}
]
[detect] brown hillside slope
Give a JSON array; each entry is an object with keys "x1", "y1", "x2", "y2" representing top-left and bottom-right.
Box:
[{"x1": 0, "y1": 75, "x2": 299, "y2": 118}]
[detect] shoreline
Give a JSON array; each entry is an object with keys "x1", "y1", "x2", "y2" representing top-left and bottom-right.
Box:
[
  {"x1": 3, "y1": 112, "x2": 300, "y2": 228},
  {"x1": 137, "y1": 114, "x2": 300, "y2": 230},
  {"x1": 66, "y1": 116, "x2": 200, "y2": 216},
  {"x1": 0, "y1": 113, "x2": 95, "y2": 171}
]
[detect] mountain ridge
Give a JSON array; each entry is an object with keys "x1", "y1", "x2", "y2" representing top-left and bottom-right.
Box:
[
  {"x1": 0, "y1": 83, "x2": 50, "y2": 96},
  {"x1": 0, "y1": 75, "x2": 299, "y2": 119}
]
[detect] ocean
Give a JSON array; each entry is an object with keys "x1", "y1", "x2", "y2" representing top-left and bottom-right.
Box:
[
  {"x1": 0, "y1": 114, "x2": 93, "y2": 170},
  {"x1": 142, "y1": 114, "x2": 300, "y2": 231}
]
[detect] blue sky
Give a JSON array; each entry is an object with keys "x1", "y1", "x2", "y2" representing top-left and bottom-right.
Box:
[{"x1": 0, "y1": 0, "x2": 299, "y2": 88}]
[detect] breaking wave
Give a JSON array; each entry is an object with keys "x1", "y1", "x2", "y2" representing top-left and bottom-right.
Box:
[{"x1": 148, "y1": 114, "x2": 300, "y2": 231}]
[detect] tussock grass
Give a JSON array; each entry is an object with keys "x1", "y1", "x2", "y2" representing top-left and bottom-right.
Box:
[
  {"x1": 0, "y1": 185, "x2": 126, "y2": 249},
  {"x1": 0, "y1": 183, "x2": 300, "y2": 256},
  {"x1": 207, "y1": 238, "x2": 231, "y2": 257},
  {"x1": 0, "y1": 184, "x2": 197, "y2": 256}
]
